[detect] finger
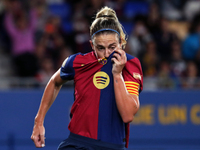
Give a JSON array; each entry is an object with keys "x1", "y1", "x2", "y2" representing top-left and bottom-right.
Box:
[
  {"x1": 114, "y1": 48, "x2": 123, "y2": 54},
  {"x1": 116, "y1": 49, "x2": 126, "y2": 58},
  {"x1": 111, "y1": 57, "x2": 120, "y2": 65},
  {"x1": 114, "y1": 49, "x2": 125, "y2": 59},
  {"x1": 31, "y1": 135, "x2": 38, "y2": 142},
  {"x1": 31, "y1": 135, "x2": 42, "y2": 148},
  {"x1": 113, "y1": 53, "x2": 121, "y2": 61},
  {"x1": 121, "y1": 52, "x2": 127, "y2": 63},
  {"x1": 40, "y1": 134, "x2": 45, "y2": 147},
  {"x1": 115, "y1": 50, "x2": 126, "y2": 63},
  {"x1": 111, "y1": 57, "x2": 117, "y2": 63},
  {"x1": 113, "y1": 52, "x2": 126, "y2": 65}
]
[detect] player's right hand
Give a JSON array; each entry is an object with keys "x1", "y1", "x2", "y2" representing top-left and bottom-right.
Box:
[
  {"x1": 31, "y1": 124, "x2": 45, "y2": 148},
  {"x1": 112, "y1": 48, "x2": 127, "y2": 75}
]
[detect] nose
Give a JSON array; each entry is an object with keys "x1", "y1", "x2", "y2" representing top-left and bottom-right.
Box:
[{"x1": 105, "y1": 49, "x2": 111, "y2": 58}]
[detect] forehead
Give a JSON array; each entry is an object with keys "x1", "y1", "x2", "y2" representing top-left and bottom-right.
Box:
[{"x1": 93, "y1": 33, "x2": 119, "y2": 45}]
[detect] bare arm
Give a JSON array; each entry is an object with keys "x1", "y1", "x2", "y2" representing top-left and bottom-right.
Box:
[
  {"x1": 113, "y1": 74, "x2": 139, "y2": 123},
  {"x1": 112, "y1": 49, "x2": 140, "y2": 123},
  {"x1": 4, "y1": 12, "x2": 18, "y2": 36},
  {"x1": 31, "y1": 69, "x2": 67, "y2": 147}
]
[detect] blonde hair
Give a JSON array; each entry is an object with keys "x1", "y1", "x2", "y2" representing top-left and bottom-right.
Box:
[{"x1": 90, "y1": 6, "x2": 127, "y2": 49}]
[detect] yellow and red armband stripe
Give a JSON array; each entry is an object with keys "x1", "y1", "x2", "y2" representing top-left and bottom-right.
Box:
[{"x1": 125, "y1": 81, "x2": 140, "y2": 96}]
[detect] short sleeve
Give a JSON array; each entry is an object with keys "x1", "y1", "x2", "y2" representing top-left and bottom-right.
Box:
[
  {"x1": 60, "y1": 54, "x2": 77, "y2": 80},
  {"x1": 122, "y1": 54, "x2": 143, "y2": 96}
]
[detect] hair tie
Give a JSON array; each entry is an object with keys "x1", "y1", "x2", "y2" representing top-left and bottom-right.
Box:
[{"x1": 91, "y1": 28, "x2": 120, "y2": 39}]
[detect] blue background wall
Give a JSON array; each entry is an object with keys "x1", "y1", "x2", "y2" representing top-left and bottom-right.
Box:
[{"x1": 0, "y1": 89, "x2": 200, "y2": 150}]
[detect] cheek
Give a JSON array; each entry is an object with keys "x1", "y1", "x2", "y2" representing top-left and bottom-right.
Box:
[{"x1": 94, "y1": 50, "x2": 103, "y2": 58}]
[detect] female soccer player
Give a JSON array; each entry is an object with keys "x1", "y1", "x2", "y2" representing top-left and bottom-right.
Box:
[{"x1": 31, "y1": 6, "x2": 143, "y2": 150}]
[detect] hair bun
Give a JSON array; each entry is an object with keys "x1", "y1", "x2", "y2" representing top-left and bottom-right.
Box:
[{"x1": 96, "y1": 6, "x2": 117, "y2": 20}]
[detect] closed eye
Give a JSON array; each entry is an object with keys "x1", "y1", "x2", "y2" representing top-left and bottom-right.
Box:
[
  {"x1": 108, "y1": 45, "x2": 116, "y2": 51},
  {"x1": 108, "y1": 43, "x2": 117, "y2": 50},
  {"x1": 98, "y1": 47, "x2": 105, "y2": 50},
  {"x1": 98, "y1": 47, "x2": 104, "y2": 50}
]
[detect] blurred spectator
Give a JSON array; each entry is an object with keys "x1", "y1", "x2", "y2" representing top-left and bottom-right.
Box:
[
  {"x1": 105, "y1": 0, "x2": 126, "y2": 21},
  {"x1": 4, "y1": 1, "x2": 38, "y2": 77},
  {"x1": 0, "y1": 0, "x2": 21, "y2": 53},
  {"x1": 141, "y1": 41, "x2": 159, "y2": 77},
  {"x1": 157, "y1": 60, "x2": 175, "y2": 89},
  {"x1": 146, "y1": 2, "x2": 160, "y2": 36},
  {"x1": 170, "y1": 40, "x2": 186, "y2": 78},
  {"x1": 35, "y1": 40, "x2": 73, "y2": 71},
  {"x1": 154, "y1": 17, "x2": 177, "y2": 60},
  {"x1": 70, "y1": 0, "x2": 86, "y2": 19},
  {"x1": 35, "y1": 42, "x2": 46, "y2": 61},
  {"x1": 36, "y1": 57, "x2": 55, "y2": 86},
  {"x1": 32, "y1": 0, "x2": 50, "y2": 42},
  {"x1": 38, "y1": 33, "x2": 64, "y2": 68},
  {"x1": 72, "y1": 17, "x2": 92, "y2": 53},
  {"x1": 182, "y1": 13, "x2": 200, "y2": 62},
  {"x1": 158, "y1": 61, "x2": 171, "y2": 78},
  {"x1": 127, "y1": 16, "x2": 152, "y2": 57},
  {"x1": 182, "y1": 61, "x2": 200, "y2": 89},
  {"x1": 0, "y1": 0, "x2": 10, "y2": 52},
  {"x1": 36, "y1": 15, "x2": 72, "y2": 68},
  {"x1": 57, "y1": 46, "x2": 73, "y2": 69},
  {"x1": 4, "y1": 0, "x2": 22, "y2": 12},
  {"x1": 0, "y1": 1, "x2": 4, "y2": 12},
  {"x1": 158, "y1": 0, "x2": 184, "y2": 20},
  {"x1": 84, "y1": 0, "x2": 104, "y2": 22}
]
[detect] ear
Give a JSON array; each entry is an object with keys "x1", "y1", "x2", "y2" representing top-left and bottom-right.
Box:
[
  {"x1": 120, "y1": 37, "x2": 123, "y2": 49},
  {"x1": 120, "y1": 37, "x2": 122, "y2": 44},
  {"x1": 89, "y1": 40, "x2": 94, "y2": 50},
  {"x1": 118, "y1": 39, "x2": 122, "y2": 49}
]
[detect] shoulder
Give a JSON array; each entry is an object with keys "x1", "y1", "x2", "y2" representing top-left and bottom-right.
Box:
[
  {"x1": 123, "y1": 53, "x2": 143, "y2": 92},
  {"x1": 126, "y1": 53, "x2": 141, "y2": 67},
  {"x1": 61, "y1": 53, "x2": 80, "y2": 68},
  {"x1": 62, "y1": 52, "x2": 94, "y2": 67},
  {"x1": 126, "y1": 53, "x2": 135, "y2": 61},
  {"x1": 60, "y1": 52, "x2": 86, "y2": 80},
  {"x1": 124, "y1": 53, "x2": 143, "y2": 78},
  {"x1": 124, "y1": 53, "x2": 143, "y2": 81}
]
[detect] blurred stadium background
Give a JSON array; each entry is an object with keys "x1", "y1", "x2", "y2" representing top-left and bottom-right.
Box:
[{"x1": 0, "y1": 0, "x2": 200, "y2": 149}]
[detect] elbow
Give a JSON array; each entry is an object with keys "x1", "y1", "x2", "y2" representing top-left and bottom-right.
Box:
[
  {"x1": 49, "y1": 72, "x2": 62, "y2": 88},
  {"x1": 49, "y1": 77, "x2": 56, "y2": 87},
  {"x1": 133, "y1": 103, "x2": 140, "y2": 116},
  {"x1": 122, "y1": 104, "x2": 140, "y2": 123},
  {"x1": 50, "y1": 78, "x2": 62, "y2": 89},
  {"x1": 122, "y1": 116, "x2": 134, "y2": 123}
]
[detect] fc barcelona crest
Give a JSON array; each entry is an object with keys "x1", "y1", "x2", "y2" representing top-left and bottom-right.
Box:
[{"x1": 98, "y1": 58, "x2": 107, "y2": 65}]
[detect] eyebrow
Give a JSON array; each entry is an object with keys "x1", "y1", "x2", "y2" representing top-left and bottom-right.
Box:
[{"x1": 96, "y1": 42, "x2": 117, "y2": 48}]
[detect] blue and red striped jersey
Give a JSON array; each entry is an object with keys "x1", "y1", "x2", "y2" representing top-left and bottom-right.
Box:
[{"x1": 60, "y1": 51, "x2": 143, "y2": 147}]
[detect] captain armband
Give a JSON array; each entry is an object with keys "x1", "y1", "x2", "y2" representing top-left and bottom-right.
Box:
[{"x1": 125, "y1": 81, "x2": 140, "y2": 96}]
